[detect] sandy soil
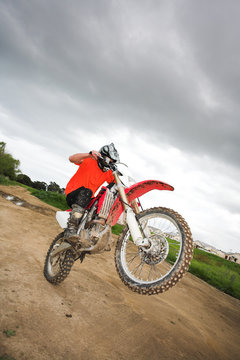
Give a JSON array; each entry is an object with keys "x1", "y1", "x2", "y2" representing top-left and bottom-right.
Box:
[{"x1": 0, "y1": 185, "x2": 240, "y2": 360}]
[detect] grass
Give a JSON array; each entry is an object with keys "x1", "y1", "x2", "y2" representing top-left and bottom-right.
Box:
[
  {"x1": 28, "y1": 188, "x2": 68, "y2": 210},
  {"x1": 166, "y1": 238, "x2": 180, "y2": 264},
  {"x1": 3, "y1": 329, "x2": 16, "y2": 338},
  {"x1": 188, "y1": 248, "x2": 240, "y2": 300},
  {"x1": 111, "y1": 223, "x2": 124, "y2": 236},
  {"x1": 0, "y1": 175, "x2": 19, "y2": 186},
  {"x1": 164, "y1": 236, "x2": 240, "y2": 300}
]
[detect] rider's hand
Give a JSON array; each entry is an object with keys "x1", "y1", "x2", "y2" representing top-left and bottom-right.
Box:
[{"x1": 89, "y1": 150, "x2": 101, "y2": 160}]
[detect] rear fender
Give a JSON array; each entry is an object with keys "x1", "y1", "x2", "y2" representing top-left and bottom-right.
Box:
[{"x1": 107, "y1": 180, "x2": 174, "y2": 226}]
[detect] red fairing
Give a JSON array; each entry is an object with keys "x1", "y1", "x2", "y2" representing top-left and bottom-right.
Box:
[
  {"x1": 107, "y1": 180, "x2": 174, "y2": 226},
  {"x1": 96, "y1": 187, "x2": 108, "y2": 214}
]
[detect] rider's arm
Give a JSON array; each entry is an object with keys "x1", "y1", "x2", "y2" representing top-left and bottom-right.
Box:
[{"x1": 69, "y1": 150, "x2": 101, "y2": 164}]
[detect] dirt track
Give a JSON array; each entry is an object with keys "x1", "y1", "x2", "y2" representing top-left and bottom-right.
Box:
[{"x1": 0, "y1": 185, "x2": 240, "y2": 360}]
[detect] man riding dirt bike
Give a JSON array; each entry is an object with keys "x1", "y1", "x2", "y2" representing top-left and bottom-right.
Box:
[
  {"x1": 44, "y1": 143, "x2": 193, "y2": 295},
  {"x1": 64, "y1": 143, "x2": 119, "y2": 248}
]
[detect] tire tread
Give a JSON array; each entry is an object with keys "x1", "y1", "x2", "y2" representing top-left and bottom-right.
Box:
[{"x1": 43, "y1": 232, "x2": 75, "y2": 285}]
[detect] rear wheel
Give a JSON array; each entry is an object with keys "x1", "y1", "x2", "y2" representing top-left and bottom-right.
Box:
[
  {"x1": 115, "y1": 207, "x2": 193, "y2": 295},
  {"x1": 44, "y1": 232, "x2": 75, "y2": 285}
]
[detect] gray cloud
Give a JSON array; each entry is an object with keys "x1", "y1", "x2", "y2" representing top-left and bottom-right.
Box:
[
  {"x1": 1, "y1": 0, "x2": 239, "y2": 167},
  {"x1": 177, "y1": 1, "x2": 240, "y2": 102}
]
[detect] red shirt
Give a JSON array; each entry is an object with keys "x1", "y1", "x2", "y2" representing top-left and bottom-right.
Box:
[{"x1": 65, "y1": 158, "x2": 115, "y2": 196}]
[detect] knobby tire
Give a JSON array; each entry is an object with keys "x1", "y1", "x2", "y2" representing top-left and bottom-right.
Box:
[
  {"x1": 115, "y1": 207, "x2": 193, "y2": 295},
  {"x1": 43, "y1": 232, "x2": 75, "y2": 285}
]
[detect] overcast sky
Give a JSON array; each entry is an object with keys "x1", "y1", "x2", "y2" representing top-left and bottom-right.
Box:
[{"x1": 0, "y1": 0, "x2": 239, "y2": 253}]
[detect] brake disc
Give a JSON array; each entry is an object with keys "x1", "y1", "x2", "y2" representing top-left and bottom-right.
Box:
[{"x1": 140, "y1": 235, "x2": 169, "y2": 265}]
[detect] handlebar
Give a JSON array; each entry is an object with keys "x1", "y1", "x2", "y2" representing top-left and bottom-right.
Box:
[{"x1": 97, "y1": 154, "x2": 120, "y2": 173}]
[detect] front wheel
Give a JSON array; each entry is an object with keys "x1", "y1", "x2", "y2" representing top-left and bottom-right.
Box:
[
  {"x1": 44, "y1": 232, "x2": 75, "y2": 285},
  {"x1": 115, "y1": 207, "x2": 193, "y2": 295}
]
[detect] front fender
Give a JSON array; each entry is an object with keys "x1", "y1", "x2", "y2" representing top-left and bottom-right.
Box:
[{"x1": 107, "y1": 180, "x2": 174, "y2": 226}]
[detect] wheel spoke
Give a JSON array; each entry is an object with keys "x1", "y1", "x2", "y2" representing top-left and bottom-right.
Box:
[
  {"x1": 132, "y1": 261, "x2": 144, "y2": 275},
  {"x1": 138, "y1": 262, "x2": 145, "y2": 280},
  {"x1": 127, "y1": 253, "x2": 139, "y2": 265},
  {"x1": 147, "y1": 265, "x2": 154, "y2": 281},
  {"x1": 153, "y1": 264, "x2": 162, "y2": 278}
]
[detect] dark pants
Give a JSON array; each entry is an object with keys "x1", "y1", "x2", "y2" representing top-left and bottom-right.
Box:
[{"x1": 66, "y1": 186, "x2": 93, "y2": 208}]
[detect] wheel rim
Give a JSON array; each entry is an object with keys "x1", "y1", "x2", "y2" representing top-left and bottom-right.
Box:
[
  {"x1": 120, "y1": 212, "x2": 183, "y2": 285},
  {"x1": 47, "y1": 237, "x2": 67, "y2": 277}
]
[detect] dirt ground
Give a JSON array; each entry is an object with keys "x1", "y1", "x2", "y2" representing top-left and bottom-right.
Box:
[{"x1": 0, "y1": 185, "x2": 240, "y2": 360}]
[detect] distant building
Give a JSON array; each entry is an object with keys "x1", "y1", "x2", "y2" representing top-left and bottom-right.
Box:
[
  {"x1": 224, "y1": 253, "x2": 240, "y2": 264},
  {"x1": 204, "y1": 246, "x2": 217, "y2": 255},
  {"x1": 194, "y1": 241, "x2": 205, "y2": 250},
  {"x1": 193, "y1": 241, "x2": 240, "y2": 264},
  {"x1": 215, "y1": 250, "x2": 226, "y2": 259}
]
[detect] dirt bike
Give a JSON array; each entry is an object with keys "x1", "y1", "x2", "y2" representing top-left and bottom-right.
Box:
[{"x1": 44, "y1": 160, "x2": 193, "y2": 295}]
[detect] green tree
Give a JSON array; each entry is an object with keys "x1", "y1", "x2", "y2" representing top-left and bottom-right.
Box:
[
  {"x1": 16, "y1": 173, "x2": 33, "y2": 186},
  {"x1": 0, "y1": 142, "x2": 20, "y2": 180},
  {"x1": 48, "y1": 181, "x2": 61, "y2": 193},
  {"x1": 32, "y1": 181, "x2": 47, "y2": 191}
]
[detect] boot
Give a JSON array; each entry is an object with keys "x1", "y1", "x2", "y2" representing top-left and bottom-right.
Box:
[{"x1": 64, "y1": 204, "x2": 84, "y2": 244}]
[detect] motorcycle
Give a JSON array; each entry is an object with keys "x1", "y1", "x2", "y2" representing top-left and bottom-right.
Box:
[{"x1": 44, "y1": 159, "x2": 193, "y2": 295}]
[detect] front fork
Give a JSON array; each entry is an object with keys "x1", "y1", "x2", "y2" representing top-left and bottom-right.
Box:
[{"x1": 113, "y1": 171, "x2": 149, "y2": 247}]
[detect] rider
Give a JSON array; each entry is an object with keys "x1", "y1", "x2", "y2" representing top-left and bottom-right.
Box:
[{"x1": 64, "y1": 143, "x2": 120, "y2": 244}]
